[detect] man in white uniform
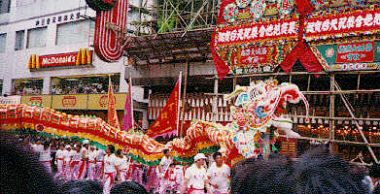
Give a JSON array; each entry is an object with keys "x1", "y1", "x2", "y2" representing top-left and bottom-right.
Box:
[
  {"x1": 64, "y1": 145, "x2": 72, "y2": 181},
  {"x1": 55, "y1": 144, "x2": 66, "y2": 179},
  {"x1": 95, "y1": 147, "x2": 106, "y2": 180},
  {"x1": 87, "y1": 145, "x2": 97, "y2": 181},
  {"x1": 79, "y1": 140, "x2": 90, "y2": 179},
  {"x1": 159, "y1": 149, "x2": 173, "y2": 194},
  {"x1": 103, "y1": 145, "x2": 120, "y2": 194},
  {"x1": 207, "y1": 152, "x2": 230, "y2": 194},
  {"x1": 181, "y1": 153, "x2": 210, "y2": 194},
  {"x1": 39, "y1": 141, "x2": 52, "y2": 173},
  {"x1": 31, "y1": 140, "x2": 44, "y2": 153}
]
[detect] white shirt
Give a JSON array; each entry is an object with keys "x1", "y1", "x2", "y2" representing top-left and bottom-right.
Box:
[
  {"x1": 32, "y1": 144, "x2": 44, "y2": 153},
  {"x1": 39, "y1": 148, "x2": 52, "y2": 162},
  {"x1": 80, "y1": 147, "x2": 88, "y2": 160},
  {"x1": 185, "y1": 165, "x2": 208, "y2": 190},
  {"x1": 88, "y1": 150, "x2": 97, "y2": 162},
  {"x1": 96, "y1": 149, "x2": 106, "y2": 161},
  {"x1": 71, "y1": 151, "x2": 82, "y2": 161},
  {"x1": 207, "y1": 163, "x2": 230, "y2": 193},
  {"x1": 64, "y1": 150, "x2": 72, "y2": 162},
  {"x1": 104, "y1": 154, "x2": 119, "y2": 173},
  {"x1": 56, "y1": 149, "x2": 65, "y2": 160},
  {"x1": 160, "y1": 156, "x2": 172, "y2": 174},
  {"x1": 118, "y1": 156, "x2": 130, "y2": 171}
]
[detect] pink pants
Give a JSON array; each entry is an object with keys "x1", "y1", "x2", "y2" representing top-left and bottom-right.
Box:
[
  {"x1": 41, "y1": 161, "x2": 52, "y2": 173},
  {"x1": 187, "y1": 188, "x2": 205, "y2": 194},
  {"x1": 55, "y1": 159, "x2": 65, "y2": 178},
  {"x1": 87, "y1": 162, "x2": 96, "y2": 181},
  {"x1": 132, "y1": 167, "x2": 143, "y2": 184},
  {"x1": 212, "y1": 191, "x2": 228, "y2": 194},
  {"x1": 78, "y1": 160, "x2": 87, "y2": 180},
  {"x1": 145, "y1": 166, "x2": 158, "y2": 192},
  {"x1": 95, "y1": 161, "x2": 104, "y2": 180},
  {"x1": 70, "y1": 161, "x2": 81, "y2": 180},
  {"x1": 64, "y1": 161, "x2": 71, "y2": 181},
  {"x1": 119, "y1": 169, "x2": 129, "y2": 182},
  {"x1": 103, "y1": 172, "x2": 115, "y2": 194}
]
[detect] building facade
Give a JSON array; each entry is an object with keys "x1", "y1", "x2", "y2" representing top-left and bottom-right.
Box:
[{"x1": 0, "y1": 0, "x2": 149, "y2": 128}]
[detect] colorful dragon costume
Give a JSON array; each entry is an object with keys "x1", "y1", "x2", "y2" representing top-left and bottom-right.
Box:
[{"x1": 0, "y1": 79, "x2": 308, "y2": 164}]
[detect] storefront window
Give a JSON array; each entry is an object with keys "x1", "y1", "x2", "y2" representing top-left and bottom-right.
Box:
[
  {"x1": 56, "y1": 20, "x2": 94, "y2": 45},
  {"x1": 27, "y1": 27, "x2": 47, "y2": 48},
  {"x1": 50, "y1": 74, "x2": 120, "y2": 95},
  {"x1": 0, "y1": 33, "x2": 6, "y2": 53},
  {"x1": 12, "y1": 79, "x2": 43, "y2": 95}
]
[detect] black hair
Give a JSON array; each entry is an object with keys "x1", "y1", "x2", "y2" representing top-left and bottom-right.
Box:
[
  {"x1": 110, "y1": 181, "x2": 148, "y2": 194},
  {"x1": 43, "y1": 141, "x2": 50, "y2": 149},
  {"x1": 163, "y1": 149, "x2": 169, "y2": 155},
  {"x1": 58, "y1": 180, "x2": 102, "y2": 194},
  {"x1": 116, "y1": 149, "x2": 122, "y2": 156},
  {"x1": 213, "y1": 151, "x2": 222, "y2": 160},
  {"x1": 293, "y1": 146, "x2": 369, "y2": 194},
  {"x1": 107, "y1": 144, "x2": 115, "y2": 154},
  {"x1": 370, "y1": 163, "x2": 380, "y2": 178},
  {"x1": 231, "y1": 156, "x2": 295, "y2": 194},
  {"x1": 0, "y1": 131, "x2": 58, "y2": 193}
]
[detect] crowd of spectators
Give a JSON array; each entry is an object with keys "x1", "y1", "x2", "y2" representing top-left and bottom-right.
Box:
[
  {"x1": 12, "y1": 84, "x2": 42, "y2": 95},
  {"x1": 51, "y1": 77, "x2": 119, "y2": 95}
]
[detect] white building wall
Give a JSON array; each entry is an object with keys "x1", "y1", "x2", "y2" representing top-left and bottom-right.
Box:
[{"x1": 0, "y1": 0, "x2": 145, "y2": 102}]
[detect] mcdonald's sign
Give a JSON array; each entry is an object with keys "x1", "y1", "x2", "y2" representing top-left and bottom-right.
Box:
[{"x1": 28, "y1": 48, "x2": 93, "y2": 70}]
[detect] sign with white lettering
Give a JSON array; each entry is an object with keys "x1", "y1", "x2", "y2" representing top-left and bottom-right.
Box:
[
  {"x1": 28, "y1": 49, "x2": 93, "y2": 70},
  {"x1": 305, "y1": 9, "x2": 380, "y2": 38},
  {"x1": 0, "y1": 96, "x2": 21, "y2": 105},
  {"x1": 336, "y1": 42, "x2": 374, "y2": 63}
]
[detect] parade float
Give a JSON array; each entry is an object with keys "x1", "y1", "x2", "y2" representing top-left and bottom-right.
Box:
[{"x1": 0, "y1": 79, "x2": 308, "y2": 164}]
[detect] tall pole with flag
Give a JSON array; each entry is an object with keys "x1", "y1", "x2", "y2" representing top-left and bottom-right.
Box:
[
  {"x1": 107, "y1": 75, "x2": 121, "y2": 129},
  {"x1": 177, "y1": 71, "x2": 182, "y2": 136},
  {"x1": 122, "y1": 72, "x2": 134, "y2": 131},
  {"x1": 145, "y1": 72, "x2": 182, "y2": 138}
]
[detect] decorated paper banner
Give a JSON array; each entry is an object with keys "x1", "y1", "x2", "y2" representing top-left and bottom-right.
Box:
[
  {"x1": 329, "y1": 62, "x2": 380, "y2": 71},
  {"x1": 216, "y1": 18, "x2": 298, "y2": 45},
  {"x1": 212, "y1": 1, "x2": 380, "y2": 78},
  {"x1": 316, "y1": 44, "x2": 337, "y2": 64},
  {"x1": 336, "y1": 42, "x2": 375, "y2": 63},
  {"x1": 305, "y1": 9, "x2": 380, "y2": 39},
  {"x1": 374, "y1": 41, "x2": 380, "y2": 62}
]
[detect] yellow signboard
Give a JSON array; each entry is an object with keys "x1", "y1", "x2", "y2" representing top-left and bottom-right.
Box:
[
  {"x1": 52, "y1": 95, "x2": 88, "y2": 110},
  {"x1": 20, "y1": 93, "x2": 127, "y2": 110},
  {"x1": 21, "y1": 95, "x2": 52, "y2": 107},
  {"x1": 88, "y1": 93, "x2": 126, "y2": 110}
]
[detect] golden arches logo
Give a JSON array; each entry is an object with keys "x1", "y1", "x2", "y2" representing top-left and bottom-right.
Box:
[
  {"x1": 28, "y1": 54, "x2": 40, "y2": 69},
  {"x1": 75, "y1": 48, "x2": 92, "y2": 66}
]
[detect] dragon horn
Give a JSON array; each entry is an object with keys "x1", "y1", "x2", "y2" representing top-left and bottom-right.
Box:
[{"x1": 224, "y1": 87, "x2": 246, "y2": 100}]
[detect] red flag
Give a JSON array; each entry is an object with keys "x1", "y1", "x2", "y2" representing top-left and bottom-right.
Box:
[
  {"x1": 107, "y1": 79, "x2": 121, "y2": 129},
  {"x1": 146, "y1": 75, "x2": 181, "y2": 138}
]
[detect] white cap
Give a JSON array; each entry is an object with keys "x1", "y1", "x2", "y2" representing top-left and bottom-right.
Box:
[
  {"x1": 194, "y1": 153, "x2": 207, "y2": 161},
  {"x1": 65, "y1": 145, "x2": 71, "y2": 149},
  {"x1": 83, "y1": 140, "x2": 90, "y2": 145},
  {"x1": 90, "y1": 145, "x2": 96, "y2": 149}
]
